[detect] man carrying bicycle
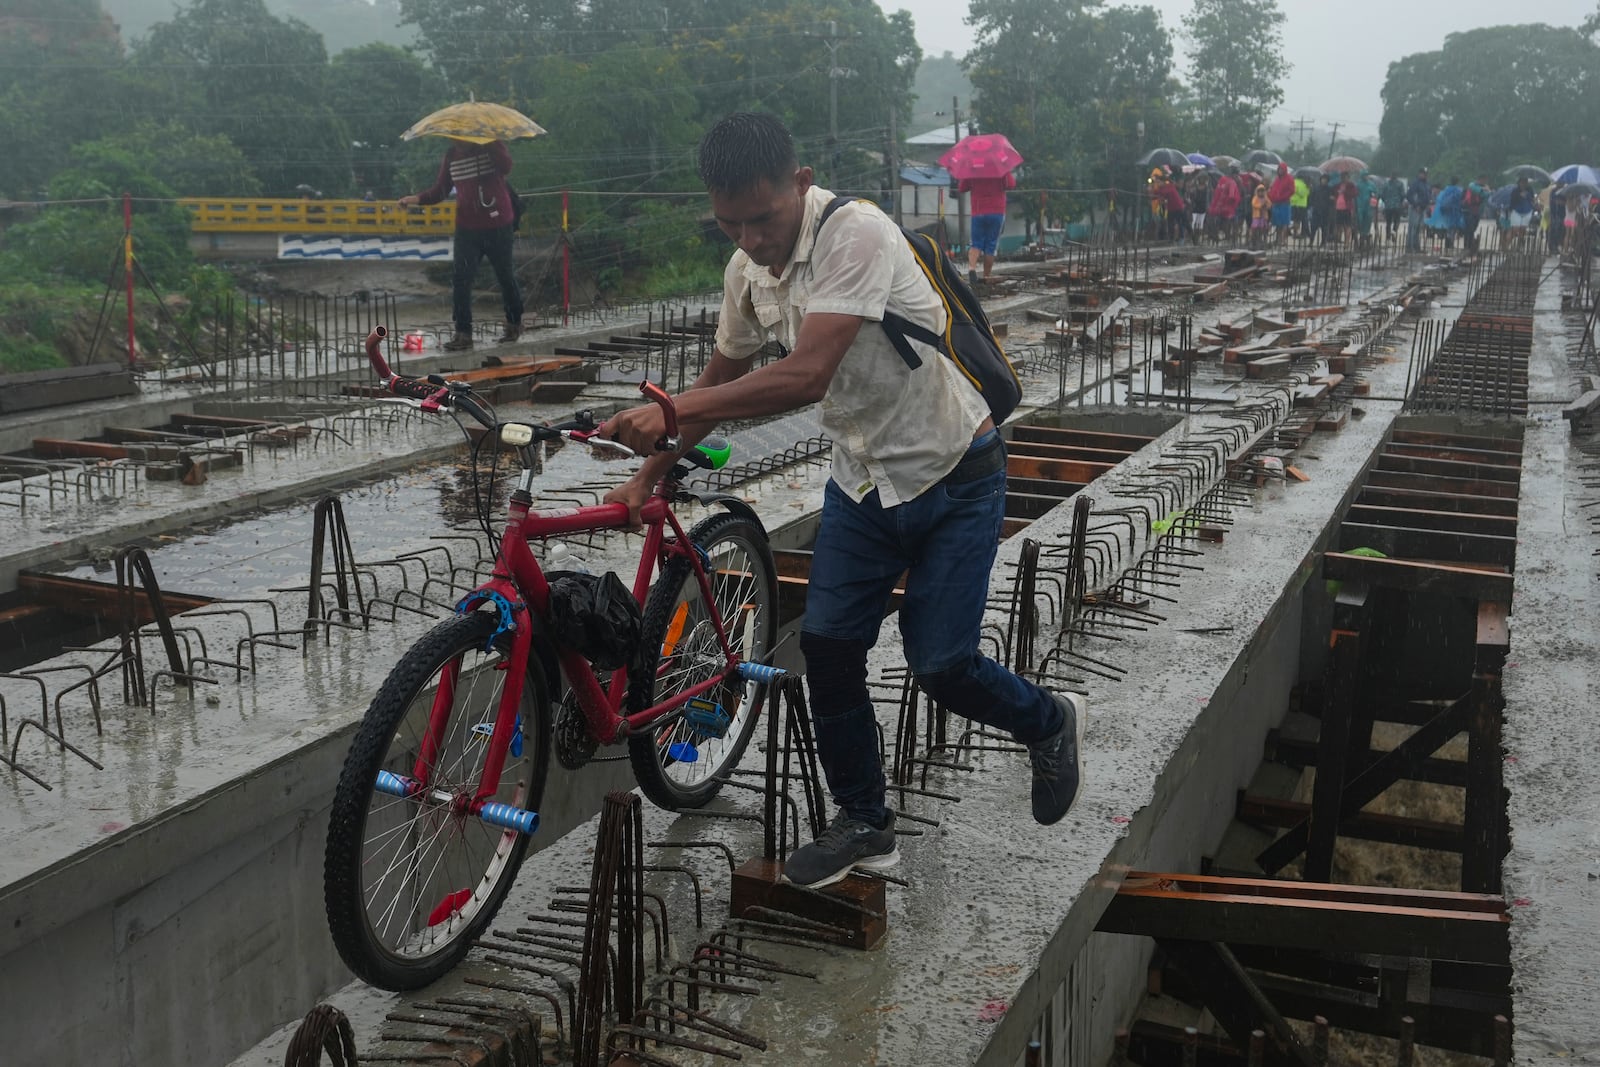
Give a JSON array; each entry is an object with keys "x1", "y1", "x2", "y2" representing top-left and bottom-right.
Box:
[{"x1": 602, "y1": 112, "x2": 1085, "y2": 889}]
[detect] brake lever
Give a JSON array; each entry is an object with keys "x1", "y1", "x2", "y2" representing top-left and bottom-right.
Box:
[{"x1": 565, "y1": 429, "x2": 636, "y2": 457}]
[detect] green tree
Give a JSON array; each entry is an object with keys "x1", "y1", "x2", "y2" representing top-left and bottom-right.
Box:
[
  {"x1": 0, "y1": 0, "x2": 127, "y2": 197},
  {"x1": 133, "y1": 0, "x2": 353, "y2": 194},
  {"x1": 1181, "y1": 0, "x2": 1288, "y2": 152},
  {"x1": 1374, "y1": 25, "x2": 1599, "y2": 178},
  {"x1": 328, "y1": 42, "x2": 447, "y2": 197}
]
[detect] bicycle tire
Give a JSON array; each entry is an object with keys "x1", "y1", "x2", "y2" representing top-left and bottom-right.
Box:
[
  {"x1": 629, "y1": 513, "x2": 778, "y2": 809},
  {"x1": 324, "y1": 611, "x2": 551, "y2": 990}
]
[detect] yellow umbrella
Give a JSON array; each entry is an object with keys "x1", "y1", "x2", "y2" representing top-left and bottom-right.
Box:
[{"x1": 401, "y1": 101, "x2": 546, "y2": 145}]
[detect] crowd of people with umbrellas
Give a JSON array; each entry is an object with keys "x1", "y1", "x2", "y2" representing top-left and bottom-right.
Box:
[{"x1": 1135, "y1": 147, "x2": 1598, "y2": 256}]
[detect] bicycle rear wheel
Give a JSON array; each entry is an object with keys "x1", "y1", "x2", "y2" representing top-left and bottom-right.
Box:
[
  {"x1": 629, "y1": 512, "x2": 777, "y2": 809},
  {"x1": 324, "y1": 611, "x2": 551, "y2": 990}
]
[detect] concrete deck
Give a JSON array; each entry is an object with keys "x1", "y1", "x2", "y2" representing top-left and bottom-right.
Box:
[
  {"x1": 4, "y1": 256, "x2": 1539, "y2": 1065},
  {"x1": 1499, "y1": 269, "x2": 1600, "y2": 1063}
]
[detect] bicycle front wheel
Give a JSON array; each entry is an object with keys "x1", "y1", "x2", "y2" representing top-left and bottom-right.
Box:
[
  {"x1": 629, "y1": 512, "x2": 777, "y2": 809},
  {"x1": 324, "y1": 611, "x2": 551, "y2": 990}
]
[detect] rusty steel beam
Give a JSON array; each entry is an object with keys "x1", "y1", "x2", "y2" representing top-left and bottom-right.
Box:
[
  {"x1": 1338, "y1": 522, "x2": 1517, "y2": 568},
  {"x1": 1097, "y1": 872, "x2": 1508, "y2": 963},
  {"x1": 1007, "y1": 424, "x2": 1154, "y2": 451},
  {"x1": 1354, "y1": 486, "x2": 1519, "y2": 517},
  {"x1": 1362, "y1": 469, "x2": 1520, "y2": 500},
  {"x1": 1322, "y1": 552, "x2": 1512, "y2": 602},
  {"x1": 1375, "y1": 452, "x2": 1521, "y2": 483},
  {"x1": 1388, "y1": 427, "x2": 1523, "y2": 454},
  {"x1": 17, "y1": 572, "x2": 213, "y2": 623},
  {"x1": 1006, "y1": 454, "x2": 1118, "y2": 485},
  {"x1": 1345, "y1": 503, "x2": 1517, "y2": 538}
]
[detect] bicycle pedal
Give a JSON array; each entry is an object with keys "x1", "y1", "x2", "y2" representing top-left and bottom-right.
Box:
[{"x1": 684, "y1": 696, "x2": 730, "y2": 740}]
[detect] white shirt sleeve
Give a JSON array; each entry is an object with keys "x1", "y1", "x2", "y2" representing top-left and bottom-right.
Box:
[
  {"x1": 713, "y1": 256, "x2": 766, "y2": 361},
  {"x1": 802, "y1": 203, "x2": 899, "y2": 323}
]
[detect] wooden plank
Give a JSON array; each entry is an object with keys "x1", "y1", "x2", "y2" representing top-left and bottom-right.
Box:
[
  {"x1": 1322, "y1": 551, "x2": 1512, "y2": 601},
  {"x1": 1363, "y1": 469, "x2": 1520, "y2": 500},
  {"x1": 1389, "y1": 427, "x2": 1523, "y2": 454},
  {"x1": 1356, "y1": 485, "x2": 1519, "y2": 517},
  {"x1": 1346, "y1": 503, "x2": 1518, "y2": 537},
  {"x1": 1384, "y1": 441, "x2": 1525, "y2": 468},
  {"x1": 1476, "y1": 601, "x2": 1509, "y2": 651},
  {"x1": 1461, "y1": 674, "x2": 1507, "y2": 895},
  {"x1": 1338, "y1": 522, "x2": 1517, "y2": 568}
]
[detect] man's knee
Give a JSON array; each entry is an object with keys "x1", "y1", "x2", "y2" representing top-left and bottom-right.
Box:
[
  {"x1": 912, "y1": 656, "x2": 978, "y2": 706},
  {"x1": 799, "y1": 631, "x2": 869, "y2": 718}
]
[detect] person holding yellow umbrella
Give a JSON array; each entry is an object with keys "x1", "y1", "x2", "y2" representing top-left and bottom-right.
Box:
[{"x1": 398, "y1": 101, "x2": 546, "y2": 350}]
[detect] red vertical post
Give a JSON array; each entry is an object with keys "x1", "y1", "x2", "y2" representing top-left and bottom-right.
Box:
[
  {"x1": 561, "y1": 188, "x2": 570, "y2": 327},
  {"x1": 123, "y1": 192, "x2": 137, "y2": 368}
]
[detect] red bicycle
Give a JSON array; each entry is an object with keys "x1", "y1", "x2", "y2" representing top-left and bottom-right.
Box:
[{"x1": 324, "y1": 327, "x2": 779, "y2": 990}]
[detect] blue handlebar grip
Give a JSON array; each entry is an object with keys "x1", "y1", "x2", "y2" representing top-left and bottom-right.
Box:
[
  {"x1": 374, "y1": 769, "x2": 420, "y2": 798},
  {"x1": 477, "y1": 802, "x2": 540, "y2": 836},
  {"x1": 737, "y1": 661, "x2": 785, "y2": 683}
]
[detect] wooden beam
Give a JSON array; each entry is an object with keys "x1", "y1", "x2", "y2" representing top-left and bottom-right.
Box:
[
  {"x1": 30, "y1": 438, "x2": 128, "y2": 460},
  {"x1": 1376, "y1": 452, "x2": 1521, "y2": 484},
  {"x1": 1338, "y1": 522, "x2": 1517, "y2": 569},
  {"x1": 1003, "y1": 440, "x2": 1137, "y2": 464},
  {"x1": 1363, "y1": 469, "x2": 1520, "y2": 499},
  {"x1": 1345, "y1": 504, "x2": 1517, "y2": 538},
  {"x1": 1007, "y1": 424, "x2": 1153, "y2": 451},
  {"x1": 1355, "y1": 486, "x2": 1519, "y2": 517}
]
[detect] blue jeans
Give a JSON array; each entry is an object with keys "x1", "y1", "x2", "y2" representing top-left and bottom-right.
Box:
[
  {"x1": 800, "y1": 430, "x2": 1061, "y2": 824},
  {"x1": 452, "y1": 225, "x2": 523, "y2": 333},
  {"x1": 1407, "y1": 207, "x2": 1425, "y2": 251}
]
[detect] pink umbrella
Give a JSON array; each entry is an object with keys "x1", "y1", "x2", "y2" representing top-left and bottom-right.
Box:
[{"x1": 939, "y1": 134, "x2": 1024, "y2": 181}]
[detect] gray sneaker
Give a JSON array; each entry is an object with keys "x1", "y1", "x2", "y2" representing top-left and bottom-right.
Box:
[
  {"x1": 783, "y1": 811, "x2": 899, "y2": 888},
  {"x1": 1029, "y1": 693, "x2": 1086, "y2": 825}
]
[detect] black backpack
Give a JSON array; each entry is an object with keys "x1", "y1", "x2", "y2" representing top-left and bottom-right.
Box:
[{"x1": 818, "y1": 196, "x2": 1021, "y2": 422}]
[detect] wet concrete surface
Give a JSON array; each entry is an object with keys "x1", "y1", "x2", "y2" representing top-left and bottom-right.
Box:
[
  {"x1": 0, "y1": 252, "x2": 1531, "y2": 1065},
  {"x1": 1499, "y1": 268, "x2": 1600, "y2": 1064}
]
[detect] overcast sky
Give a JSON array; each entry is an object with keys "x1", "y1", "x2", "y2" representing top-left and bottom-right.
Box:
[{"x1": 891, "y1": 0, "x2": 1595, "y2": 137}]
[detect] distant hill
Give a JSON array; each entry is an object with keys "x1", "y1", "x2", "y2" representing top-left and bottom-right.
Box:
[
  {"x1": 103, "y1": 0, "x2": 414, "y2": 55},
  {"x1": 910, "y1": 51, "x2": 972, "y2": 136}
]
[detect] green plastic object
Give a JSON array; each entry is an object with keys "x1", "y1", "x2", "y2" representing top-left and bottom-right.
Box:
[
  {"x1": 1325, "y1": 545, "x2": 1387, "y2": 598},
  {"x1": 694, "y1": 435, "x2": 732, "y2": 471}
]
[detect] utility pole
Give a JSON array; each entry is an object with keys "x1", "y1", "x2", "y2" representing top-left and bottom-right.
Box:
[
  {"x1": 812, "y1": 21, "x2": 856, "y2": 186},
  {"x1": 888, "y1": 108, "x2": 902, "y2": 226},
  {"x1": 1290, "y1": 116, "x2": 1313, "y2": 154},
  {"x1": 953, "y1": 94, "x2": 967, "y2": 251},
  {"x1": 1326, "y1": 122, "x2": 1341, "y2": 160}
]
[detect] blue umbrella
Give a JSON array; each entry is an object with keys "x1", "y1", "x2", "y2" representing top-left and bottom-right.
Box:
[
  {"x1": 1187, "y1": 152, "x2": 1214, "y2": 167},
  {"x1": 1550, "y1": 163, "x2": 1600, "y2": 186},
  {"x1": 1488, "y1": 183, "x2": 1517, "y2": 210}
]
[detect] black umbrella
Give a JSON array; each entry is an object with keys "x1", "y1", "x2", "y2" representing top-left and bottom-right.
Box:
[
  {"x1": 1137, "y1": 147, "x2": 1191, "y2": 171},
  {"x1": 1293, "y1": 166, "x2": 1322, "y2": 183},
  {"x1": 1243, "y1": 149, "x2": 1283, "y2": 168},
  {"x1": 1562, "y1": 182, "x2": 1600, "y2": 203}
]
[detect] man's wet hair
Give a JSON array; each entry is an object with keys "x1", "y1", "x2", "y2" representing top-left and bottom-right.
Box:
[{"x1": 698, "y1": 112, "x2": 797, "y2": 195}]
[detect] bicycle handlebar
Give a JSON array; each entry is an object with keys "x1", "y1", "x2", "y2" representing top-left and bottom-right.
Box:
[{"x1": 362, "y1": 327, "x2": 679, "y2": 449}]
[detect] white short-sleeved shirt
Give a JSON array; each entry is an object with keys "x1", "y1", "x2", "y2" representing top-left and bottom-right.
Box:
[{"x1": 714, "y1": 185, "x2": 989, "y2": 508}]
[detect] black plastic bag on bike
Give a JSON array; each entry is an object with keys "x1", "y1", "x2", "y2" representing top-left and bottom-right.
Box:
[{"x1": 545, "y1": 570, "x2": 641, "y2": 670}]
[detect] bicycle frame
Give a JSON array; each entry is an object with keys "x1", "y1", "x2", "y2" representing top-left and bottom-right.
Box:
[
  {"x1": 358, "y1": 325, "x2": 758, "y2": 825},
  {"x1": 435, "y1": 489, "x2": 748, "y2": 807}
]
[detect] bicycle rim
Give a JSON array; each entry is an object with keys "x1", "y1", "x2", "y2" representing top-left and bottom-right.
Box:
[
  {"x1": 632, "y1": 515, "x2": 776, "y2": 806},
  {"x1": 326, "y1": 612, "x2": 548, "y2": 988}
]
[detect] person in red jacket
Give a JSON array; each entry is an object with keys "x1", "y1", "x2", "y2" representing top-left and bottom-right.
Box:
[
  {"x1": 1158, "y1": 173, "x2": 1190, "y2": 244},
  {"x1": 958, "y1": 171, "x2": 1016, "y2": 284},
  {"x1": 1208, "y1": 168, "x2": 1242, "y2": 245},
  {"x1": 400, "y1": 138, "x2": 524, "y2": 350},
  {"x1": 1267, "y1": 163, "x2": 1296, "y2": 245}
]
